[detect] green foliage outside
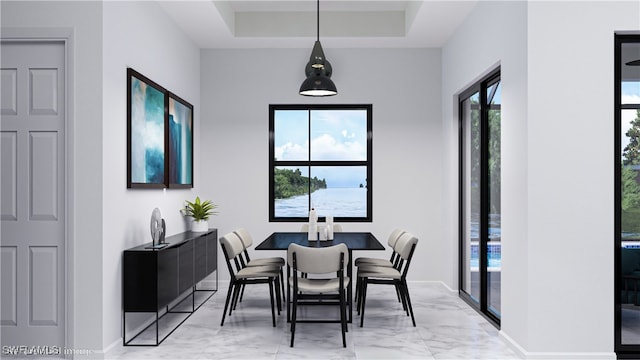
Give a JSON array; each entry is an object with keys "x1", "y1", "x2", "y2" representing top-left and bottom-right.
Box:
[
  {"x1": 469, "y1": 101, "x2": 501, "y2": 214},
  {"x1": 274, "y1": 168, "x2": 327, "y2": 199},
  {"x1": 622, "y1": 110, "x2": 640, "y2": 238}
]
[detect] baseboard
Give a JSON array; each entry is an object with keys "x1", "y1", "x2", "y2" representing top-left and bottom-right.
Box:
[
  {"x1": 404, "y1": 280, "x2": 458, "y2": 294},
  {"x1": 499, "y1": 331, "x2": 616, "y2": 360},
  {"x1": 437, "y1": 280, "x2": 457, "y2": 293},
  {"x1": 103, "y1": 338, "x2": 121, "y2": 358}
]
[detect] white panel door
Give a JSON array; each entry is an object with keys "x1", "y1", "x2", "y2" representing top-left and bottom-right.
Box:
[{"x1": 1, "y1": 40, "x2": 66, "y2": 353}]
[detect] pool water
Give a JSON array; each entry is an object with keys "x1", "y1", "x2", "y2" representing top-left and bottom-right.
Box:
[
  {"x1": 469, "y1": 242, "x2": 502, "y2": 269},
  {"x1": 470, "y1": 255, "x2": 502, "y2": 269}
]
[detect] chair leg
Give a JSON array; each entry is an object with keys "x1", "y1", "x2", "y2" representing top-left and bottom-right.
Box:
[
  {"x1": 356, "y1": 276, "x2": 365, "y2": 315},
  {"x1": 239, "y1": 283, "x2": 246, "y2": 303},
  {"x1": 274, "y1": 277, "x2": 282, "y2": 314},
  {"x1": 340, "y1": 288, "x2": 347, "y2": 348},
  {"x1": 268, "y1": 280, "x2": 276, "y2": 327},
  {"x1": 290, "y1": 286, "x2": 298, "y2": 347},
  {"x1": 231, "y1": 282, "x2": 242, "y2": 313},
  {"x1": 397, "y1": 282, "x2": 409, "y2": 314},
  {"x1": 287, "y1": 275, "x2": 291, "y2": 323},
  {"x1": 394, "y1": 283, "x2": 403, "y2": 303},
  {"x1": 359, "y1": 278, "x2": 368, "y2": 327},
  {"x1": 220, "y1": 282, "x2": 234, "y2": 326},
  {"x1": 280, "y1": 268, "x2": 285, "y2": 304},
  {"x1": 354, "y1": 274, "x2": 360, "y2": 304},
  {"x1": 402, "y1": 279, "x2": 416, "y2": 327}
]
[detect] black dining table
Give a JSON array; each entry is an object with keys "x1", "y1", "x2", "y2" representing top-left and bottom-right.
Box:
[{"x1": 255, "y1": 231, "x2": 384, "y2": 322}]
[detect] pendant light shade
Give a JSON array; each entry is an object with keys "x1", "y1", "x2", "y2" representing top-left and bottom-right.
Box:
[
  {"x1": 299, "y1": 0, "x2": 337, "y2": 96},
  {"x1": 299, "y1": 74, "x2": 337, "y2": 96}
]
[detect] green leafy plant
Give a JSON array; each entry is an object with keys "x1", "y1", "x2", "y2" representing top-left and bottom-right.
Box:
[{"x1": 183, "y1": 196, "x2": 218, "y2": 221}]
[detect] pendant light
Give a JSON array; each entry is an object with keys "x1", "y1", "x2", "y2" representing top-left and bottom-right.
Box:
[{"x1": 299, "y1": 0, "x2": 337, "y2": 96}]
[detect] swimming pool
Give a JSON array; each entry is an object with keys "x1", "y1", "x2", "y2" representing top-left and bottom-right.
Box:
[
  {"x1": 469, "y1": 242, "x2": 502, "y2": 269},
  {"x1": 470, "y1": 254, "x2": 502, "y2": 269}
]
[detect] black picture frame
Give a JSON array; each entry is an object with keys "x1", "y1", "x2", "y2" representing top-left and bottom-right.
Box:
[
  {"x1": 127, "y1": 68, "x2": 168, "y2": 189},
  {"x1": 126, "y1": 68, "x2": 194, "y2": 189},
  {"x1": 168, "y1": 92, "x2": 194, "y2": 188}
]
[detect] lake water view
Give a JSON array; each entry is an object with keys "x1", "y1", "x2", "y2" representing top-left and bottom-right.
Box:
[{"x1": 275, "y1": 187, "x2": 367, "y2": 218}]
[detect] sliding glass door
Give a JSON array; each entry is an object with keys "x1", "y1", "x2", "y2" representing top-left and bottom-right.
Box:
[
  {"x1": 459, "y1": 69, "x2": 501, "y2": 325},
  {"x1": 616, "y1": 33, "x2": 640, "y2": 358}
]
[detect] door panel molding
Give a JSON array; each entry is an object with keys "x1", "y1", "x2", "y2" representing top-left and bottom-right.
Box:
[{"x1": 1, "y1": 246, "x2": 18, "y2": 326}]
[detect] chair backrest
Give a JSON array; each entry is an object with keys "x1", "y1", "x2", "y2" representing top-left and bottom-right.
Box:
[
  {"x1": 387, "y1": 228, "x2": 405, "y2": 248},
  {"x1": 220, "y1": 232, "x2": 245, "y2": 260},
  {"x1": 394, "y1": 232, "x2": 418, "y2": 261},
  {"x1": 220, "y1": 232, "x2": 248, "y2": 279},
  {"x1": 288, "y1": 243, "x2": 348, "y2": 274},
  {"x1": 234, "y1": 228, "x2": 254, "y2": 248},
  {"x1": 391, "y1": 232, "x2": 418, "y2": 278}
]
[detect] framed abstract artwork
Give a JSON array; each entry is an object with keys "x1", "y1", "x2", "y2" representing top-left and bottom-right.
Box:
[
  {"x1": 127, "y1": 68, "x2": 168, "y2": 188},
  {"x1": 168, "y1": 93, "x2": 193, "y2": 188},
  {"x1": 127, "y1": 68, "x2": 195, "y2": 189}
]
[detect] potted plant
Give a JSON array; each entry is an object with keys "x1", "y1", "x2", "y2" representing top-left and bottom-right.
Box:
[{"x1": 182, "y1": 196, "x2": 218, "y2": 232}]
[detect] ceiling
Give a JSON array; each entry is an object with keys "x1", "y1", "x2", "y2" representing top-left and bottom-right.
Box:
[{"x1": 157, "y1": 0, "x2": 479, "y2": 49}]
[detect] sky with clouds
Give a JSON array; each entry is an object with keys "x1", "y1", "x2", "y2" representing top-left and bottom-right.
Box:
[{"x1": 274, "y1": 109, "x2": 368, "y2": 187}]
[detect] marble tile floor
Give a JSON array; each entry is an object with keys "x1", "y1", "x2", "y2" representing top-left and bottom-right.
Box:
[{"x1": 107, "y1": 282, "x2": 520, "y2": 360}]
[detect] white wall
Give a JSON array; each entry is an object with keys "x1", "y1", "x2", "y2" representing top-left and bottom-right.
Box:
[
  {"x1": 442, "y1": 0, "x2": 530, "y2": 351},
  {"x1": 525, "y1": 1, "x2": 638, "y2": 356},
  {"x1": 102, "y1": 1, "x2": 201, "y2": 349},
  {"x1": 1, "y1": 0, "x2": 104, "y2": 354},
  {"x1": 200, "y1": 47, "x2": 444, "y2": 282},
  {"x1": 443, "y1": 0, "x2": 640, "y2": 358}
]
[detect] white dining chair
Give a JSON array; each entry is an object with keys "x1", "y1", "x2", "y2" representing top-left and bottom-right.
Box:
[
  {"x1": 287, "y1": 243, "x2": 349, "y2": 347},
  {"x1": 219, "y1": 232, "x2": 281, "y2": 327},
  {"x1": 356, "y1": 232, "x2": 419, "y2": 327}
]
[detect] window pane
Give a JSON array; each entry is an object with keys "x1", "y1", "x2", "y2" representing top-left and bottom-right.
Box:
[
  {"x1": 310, "y1": 166, "x2": 367, "y2": 218},
  {"x1": 621, "y1": 108, "x2": 640, "y2": 345},
  {"x1": 274, "y1": 166, "x2": 309, "y2": 218},
  {"x1": 622, "y1": 82, "x2": 640, "y2": 105},
  {"x1": 622, "y1": 42, "x2": 640, "y2": 106},
  {"x1": 310, "y1": 109, "x2": 367, "y2": 161},
  {"x1": 487, "y1": 81, "x2": 501, "y2": 106},
  {"x1": 274, "y1": 110, "x2": 309, "y2": 161},
  {"x1": 487, "y1": 81, "x2": 501, "y2": 318},
  {"x1": 622, "y1": 109, "x2": 640, "y2": 243},
  {"x1": 462, "y1": 92, "x2": 480, "y2": 304}
]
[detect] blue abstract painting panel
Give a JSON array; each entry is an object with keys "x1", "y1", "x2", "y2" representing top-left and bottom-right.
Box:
[
  {"x1": 130, "y1": 76, "x2": 165, "y2": 184},
  {"x1": 169, "y1": 96, "x2": 193, "y2": 186}
]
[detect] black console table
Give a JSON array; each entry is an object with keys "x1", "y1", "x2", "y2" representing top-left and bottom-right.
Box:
[{"x1": 122, "y1": 229, "x2": 218, "y2": 346}]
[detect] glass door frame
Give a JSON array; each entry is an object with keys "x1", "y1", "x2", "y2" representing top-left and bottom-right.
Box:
[
  {"x1": 458, "y1": 68, "x2": 501, "y2": 327},
  {"x1": 615, "y1": 32, "x2": 640, "y2": 358}
]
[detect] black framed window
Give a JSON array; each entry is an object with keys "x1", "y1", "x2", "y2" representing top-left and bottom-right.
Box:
[
  {"x1": 269, "y1": 104, "x2": 372, "y2": 222},
  {"x1": 459, "y1": 68, "x2": 501, "y2": 327}
]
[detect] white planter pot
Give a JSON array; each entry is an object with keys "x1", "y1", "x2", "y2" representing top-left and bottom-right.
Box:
[{"x1": 191, "y1": 220, "x2": 209, "y2": 232}]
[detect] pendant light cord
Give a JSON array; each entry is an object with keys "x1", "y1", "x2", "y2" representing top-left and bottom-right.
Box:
[{"x1": 316, "y1": 0, "x2": 320, "y2": 42}]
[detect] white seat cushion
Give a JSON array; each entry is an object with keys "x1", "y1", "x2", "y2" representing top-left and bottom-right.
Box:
[
  {"x1": 236, "y1": 265, "x2": 280, "y2": 279},
  {"x1": 355, "y1": 257, "x2": 393, "y2": 267},
  {"x1": 358, "y1": 266, "x2": 401, "y2": 279},
  {"x1": 248, "y1": 257, "x2": 285, "y2": 267}
]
